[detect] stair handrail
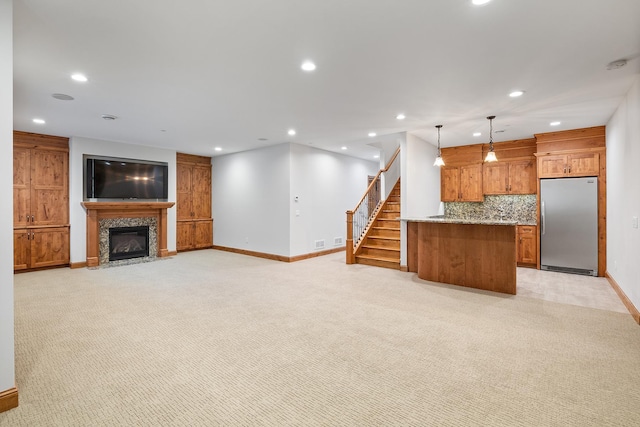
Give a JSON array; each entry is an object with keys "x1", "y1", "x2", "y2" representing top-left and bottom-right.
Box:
[{"x1": 346, "y1": 146, "x2": 400, "y2": 264}]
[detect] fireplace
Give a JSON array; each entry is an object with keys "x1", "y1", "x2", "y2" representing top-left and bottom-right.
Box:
[{"x1": 109, "y1": 226, "x2": 149, "y2": 261}]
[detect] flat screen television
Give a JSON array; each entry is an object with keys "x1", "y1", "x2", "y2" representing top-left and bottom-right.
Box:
[{"x1": 85, "y1": 155, "x2": 169, "y2": 200}]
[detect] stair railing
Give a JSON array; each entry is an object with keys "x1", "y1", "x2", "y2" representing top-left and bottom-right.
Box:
[{"x1": 346, "y1": 147, "x2": 400, "y2": 264}]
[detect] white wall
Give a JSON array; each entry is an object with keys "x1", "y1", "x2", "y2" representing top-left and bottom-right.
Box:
[
  {"x1": 400, "y1": 133, "x2": 442, "y2": 265},
  {"x1": 402, "y1": 133, "x2": 441, "y2": 217},
  {"x1": 211, "y1": 143, "x2": 377, "y2": 258},
  {"x1": 606, "y1": 76, "x2": 640, "y2": 309},
  {"x1": 0, "y1": 0, "x2": 15, "y2": 394},
  {"x1": 69, "y1": 137, "x2": 177, "y2": 263},
  {"x1": 211, "y1": 144, "x2": 291, "y2": 257},
  {"x1": 289, "y1": 143, "x2": 377, "y2": 257}
]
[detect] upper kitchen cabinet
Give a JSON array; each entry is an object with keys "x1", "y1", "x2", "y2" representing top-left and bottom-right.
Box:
[
  {"x1": 483, "y1": 159, "x2": 536, "y2": 195},
  {"x1": 537, "y1": 152, "x2": 599, "y2": 178},
  {"x1": 441, "y1": 164, "x2": 483, "y2": 202},
  {"x1": 440, "y1": 145, "x2": 483, "y2": 202},
  {"x1": 481, "y1": 138, "x2": 537, "y2": 195}
]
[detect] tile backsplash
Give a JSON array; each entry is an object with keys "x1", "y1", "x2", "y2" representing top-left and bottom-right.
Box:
[{"x1": 444, "y1": 194, "x2": 537, "y2": 225}]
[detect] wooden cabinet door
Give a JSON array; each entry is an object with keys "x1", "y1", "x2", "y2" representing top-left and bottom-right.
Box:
[
  {"x1": 459, "y1": 164, "x2": 483, "y2": 201},
  {"x1": 517, "y1": 226, "x2": 537, "y2": 266},
  {"x1": 194, "y1": 219, "x2": 213, "y2": 249},
  {"x1": 509, "y1": 160, "x2": 537, "y2": 194},
  {"x1": 483, "y1": 163, "x2": 509, "y2": 195},
  {"x1": 441, "y1": 167, "x2": 460, "y2": 202},
  {"x1": 13, "y1": 147, "x2": 31, "y2": 227},
  {"x1": 538, "y1": 155, "x2": 567, "y2": 178},
  {"x1": 14, "y1": 229, "x2": 30, "y2": 270},
  {"x1": 30, "y1": 149, "x2": 68, "y2": 226},
  {"x1": 30, "y1": 227, "x2": 69, "y2": 269},
  {"x1": 192, "y1": 165, "x2": 212, "y2": 219},
  {"x1": 567, "y1": 153, "x2": 599, "y2": 176},
  {"x1": 176, "y1": 221, "x2": 195, "y2": 251},
  {"x1": 176, "y1": 163, "x2": 193, "y2": 220}
]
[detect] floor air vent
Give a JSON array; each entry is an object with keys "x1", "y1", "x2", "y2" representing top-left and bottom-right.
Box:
[
  {"x1": 541, "y1": 265, "x2": 597, "y2": 277},
  {"x1": 334, "y1": 237, "x2": 343, "y2": 246},
  {"x1": 315, "y1": 239, "x2": 325, "y2": 250}
]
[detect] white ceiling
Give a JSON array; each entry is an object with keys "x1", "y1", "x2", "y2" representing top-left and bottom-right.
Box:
[{"x1": 12, "y1": 0, "x2": 640, "y2": 161}]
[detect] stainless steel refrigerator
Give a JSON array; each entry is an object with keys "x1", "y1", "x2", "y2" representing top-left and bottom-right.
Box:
[{"x1": 540, "y1": 177, "x2": 598, "y2": 276}]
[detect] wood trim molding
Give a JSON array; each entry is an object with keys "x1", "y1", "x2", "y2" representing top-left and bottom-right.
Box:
[
  {"x1": 14, "y1": 130, "x2": 69, "y2": 151},
  {"x1": 605, "y1": 272, "x2": 640, "y2": 324},
  {"x1": 70, "y1": 262, "x2": 88, "y2": 269},
  {"x1": 0, "y1": 387, "x2": 18, "y2": 413},
  {"x1": 176, "y1": 152, "x2": 211, "y2": 165},
  {"x1": 212, "y1": 245, "x2": 345, "y2": 263},
  {"x1": 167, "y1": 251, "x2": 178, "y2": 256}
]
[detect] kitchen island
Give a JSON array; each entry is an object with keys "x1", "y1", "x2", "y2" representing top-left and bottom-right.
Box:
[{"x1": 405, "y1": 218, "x2": 517, "y2": 295}]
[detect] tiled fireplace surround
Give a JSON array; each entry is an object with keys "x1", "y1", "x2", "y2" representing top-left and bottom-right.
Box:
[{"x1": 82, "y1": 202, "x2": 175, "y2": 267}]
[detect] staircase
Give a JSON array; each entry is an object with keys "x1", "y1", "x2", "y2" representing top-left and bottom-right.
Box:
[{"x1": 354, "y1": 181, "x2": 401, "y2": 269}]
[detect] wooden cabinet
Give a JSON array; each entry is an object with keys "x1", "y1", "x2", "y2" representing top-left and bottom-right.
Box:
[
  {"x1": 538, "y1": 152, "x2": 599, "y2": 178},
  {"x1": 177, "y1": 219, "x2": 213, "y2": 251},
  {"x1": 14, "y1": 227, "x2": 70, "y2": 271},
  {"x1": 517, "y1": 225, "x2": 537, "y2": 267},
  {"x1": 14, "y1": 132, "x2": 70, "y2": 271},
  {"x1": 441, "y1": 164, "x2": 483, "y2": 202},
  {"x1": 483, "y1": 159, "x2": 536, "y2": 195},
  {"x1": 176, "y1": 153, "x2": 213, "y2": 251}
]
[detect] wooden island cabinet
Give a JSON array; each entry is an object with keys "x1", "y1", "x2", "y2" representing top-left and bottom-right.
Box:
[
  {"x1": 406, "y1": 218, "x2": 517, "y2": 295},
  {"x1": 13, "y1": 131, "x2": 70, "y2": 271}
]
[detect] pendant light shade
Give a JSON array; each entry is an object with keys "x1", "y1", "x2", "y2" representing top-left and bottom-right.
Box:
[
  {"x1": 434, "y1": 124, "x2": 445, "y2": 167},
  {"x1": 484, "y1": 115, "x2": 498, "y2": 162}
]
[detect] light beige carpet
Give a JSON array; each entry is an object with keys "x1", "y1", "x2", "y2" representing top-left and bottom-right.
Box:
[{"x1": 2, "y1": 250, "x2": 640, "y2": 426}]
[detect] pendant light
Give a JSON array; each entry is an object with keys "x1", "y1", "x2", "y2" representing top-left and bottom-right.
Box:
[
  {"x1": 484, "y1": 115, "x2": 498, "y2": 162},
  {"x1": 433, "y1": 125, "x2": 445, "y2": 167}
]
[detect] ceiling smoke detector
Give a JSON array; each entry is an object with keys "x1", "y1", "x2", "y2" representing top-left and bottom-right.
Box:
[
  {"x1": 52, "y1": 93, "x2": 74, "y2": 101},
  {"x1": 606, "y1": 59, "x2": 627, "y2": 70},
  {"x1": 101, "y1": 114, "x2": 117, "y2": 120}
]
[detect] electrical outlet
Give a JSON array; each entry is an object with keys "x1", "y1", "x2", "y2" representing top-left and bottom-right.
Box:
[{"x1": 633, "y1": 216, "x2": 638, "y2": 229}]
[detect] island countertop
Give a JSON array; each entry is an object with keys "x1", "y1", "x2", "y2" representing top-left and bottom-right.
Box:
[{"x1": 401, "y1": 216, "x2": 518, "y2": 226}]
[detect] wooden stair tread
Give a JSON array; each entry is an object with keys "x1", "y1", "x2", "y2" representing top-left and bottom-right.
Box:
[
  {"x1": 362, "y1": 245, "x2": 399, "y2": 251},
  {"x1": 367, "y1": 235, "x2": 400, "y2": 241},
  {"x1": 355, "y1": 254, "x2": 400, "y2": 263}
]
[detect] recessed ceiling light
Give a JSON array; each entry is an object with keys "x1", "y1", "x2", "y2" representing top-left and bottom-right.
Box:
[
  {"x1": 341, "y1": 146, "x2": 347, "y2": 150},
  {"x1": 550, "y1": 121, "x2": 561, "y2": 126},
  {"x1": 473, "y1": 132, "x2": 482, "y2": 137},
  {"x1": 52, "y1": 93, "x2": 74, "y2": 101},
  {"x1": 287, "y1": 129, "x2": 296, "y2": 136},
  {"x1": 101, "y1": 114, "x2": 117, "y2": 120},
  {"x1": 368, "y1": 132, "x2": 377, "y2": 137},
  {"x1": 32, "y1": 118, "x2": 45, "y2": 124},
  {"x1": 509, "y1": 90, "x2": 524, "y2": 97},
  {"x1": 71, "y1": 73, "x2": 88, "y2": 82},
  {"x1": 396, "y1": 114, "x2": 406, "y2": 120},
  {"x1": 374, "y1": 155, "x2": 380, "y2": 159},
  {"x1": 472, "y1": 0, "x2": 491, "y2": 5},
  {"x1": 301, "y1": 61, "x2": 316, "y2": 72},
  {"x1": 214, "y1": 147, "x2": 222, "y2": 152}
]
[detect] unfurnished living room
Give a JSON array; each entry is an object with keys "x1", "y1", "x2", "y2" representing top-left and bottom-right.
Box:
[{"x1": 2, "y1": 1, "x2": 640, "y2": 426}]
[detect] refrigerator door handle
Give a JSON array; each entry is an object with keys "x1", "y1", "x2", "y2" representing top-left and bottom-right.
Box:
[{"x1": 541, "y1": 201, "x2": 546, "y2": 235}]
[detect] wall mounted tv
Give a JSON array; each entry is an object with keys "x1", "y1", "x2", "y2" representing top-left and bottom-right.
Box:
[{"x1": 85, "y1": 155, "x2": 169, "y2": 200}]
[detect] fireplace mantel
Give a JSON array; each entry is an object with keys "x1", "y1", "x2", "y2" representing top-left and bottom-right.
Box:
[{"x1": 82, "y1": 201, "x2": 175, "y2": 267}]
